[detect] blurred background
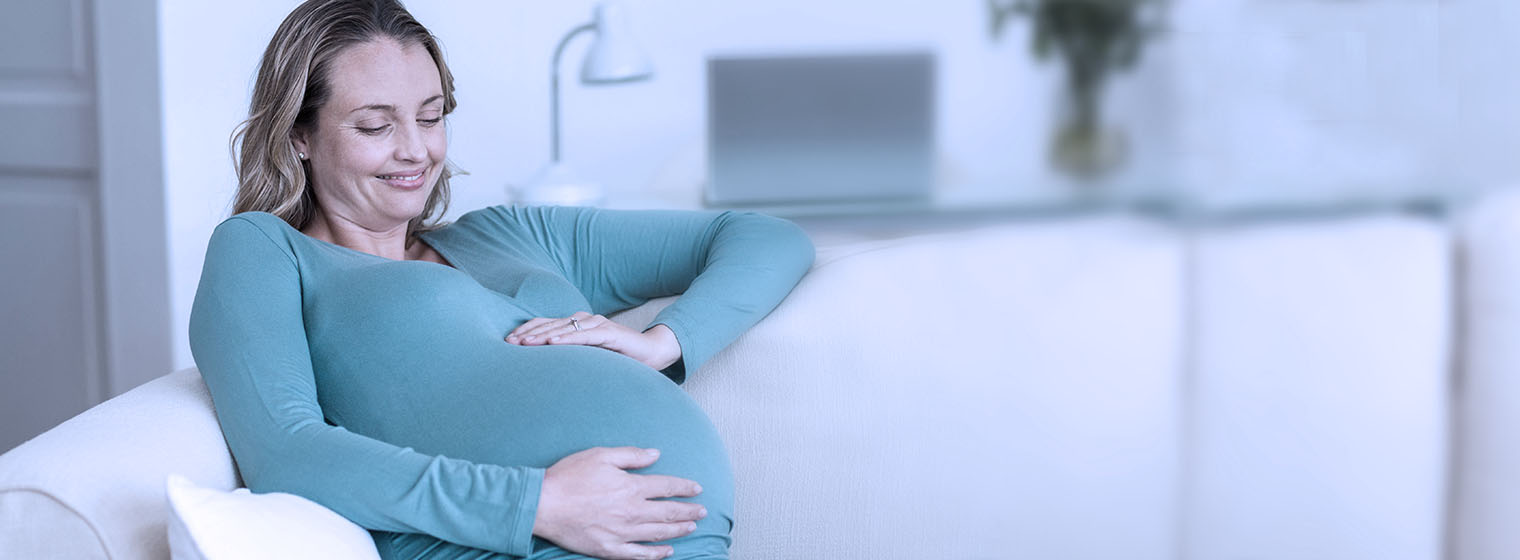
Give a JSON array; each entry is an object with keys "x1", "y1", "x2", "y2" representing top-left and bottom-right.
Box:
[{"x1": 2, "y1": 0, "x2": 1518, "y2": 452}]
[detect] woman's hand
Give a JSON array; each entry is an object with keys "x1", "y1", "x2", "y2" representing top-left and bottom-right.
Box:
[
  {"x1": 534, "y1": 447, "x2": 707, "y2": 560},
  {"x1": 506, "y1": 313, "x2": 682, "y2": 371}
]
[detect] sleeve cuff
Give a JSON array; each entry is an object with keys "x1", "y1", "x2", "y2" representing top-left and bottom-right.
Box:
[
  {"x1": 649, "y1": 320, "x2": 695, "y2": 384},
  {"x1": 501, "y1": 466, "x2": 545, "y2": 556},
  {"x1": 659, "y1": 357, "x2": 688, "y2": 385}
]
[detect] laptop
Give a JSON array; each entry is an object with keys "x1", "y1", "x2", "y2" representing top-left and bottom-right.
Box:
[{"x1": 705, "y1": 51, "x2": 937, "y2": 209}]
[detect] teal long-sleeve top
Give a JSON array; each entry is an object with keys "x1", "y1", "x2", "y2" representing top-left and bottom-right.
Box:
[{"x1": 187, "y1": 205, "x2": 813, "y2": 556}]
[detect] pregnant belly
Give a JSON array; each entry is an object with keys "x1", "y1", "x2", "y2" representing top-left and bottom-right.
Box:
[{"x1": 313, "y1": 342, "x2": 733, "y2": 513}]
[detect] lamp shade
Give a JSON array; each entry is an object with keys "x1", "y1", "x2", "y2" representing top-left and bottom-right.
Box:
[{"x1": 580, "y1": 2, "x2": 654, "y2": 84}]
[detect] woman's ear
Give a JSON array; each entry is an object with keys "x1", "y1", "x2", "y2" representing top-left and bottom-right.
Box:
[{"x1": 291, "y1": 130, "x2": 310, "y2": 160}]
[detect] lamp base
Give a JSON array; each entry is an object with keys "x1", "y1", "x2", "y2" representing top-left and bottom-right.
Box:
[{"x1": 513, "y1": 162, "x2": 605, "y2": 207}]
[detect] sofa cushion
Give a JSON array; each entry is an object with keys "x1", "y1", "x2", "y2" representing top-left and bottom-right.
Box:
[{"x1": 1184, "y1": 214, "x2": 1450, "y2": 560}]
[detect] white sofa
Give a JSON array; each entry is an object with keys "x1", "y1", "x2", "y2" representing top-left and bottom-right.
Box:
[{"x1": 5, "y1": 193, "x2": 1520, "y2": 559}]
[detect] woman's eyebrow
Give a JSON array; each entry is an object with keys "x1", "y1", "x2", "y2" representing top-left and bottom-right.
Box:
[
  {"x1": 348, "y1": 95, "x2": 444, "y2": 115},
  {"x1": 349, "y1": 103, "x2": 396, "y2": 115}
]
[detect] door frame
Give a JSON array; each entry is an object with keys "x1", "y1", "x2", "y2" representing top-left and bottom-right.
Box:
[{"x1": 93, "y1": 0, "x2": 171, "y2": 397}]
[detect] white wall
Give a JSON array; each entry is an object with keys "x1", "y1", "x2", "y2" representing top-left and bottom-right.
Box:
[
  {"x1": 1166, "y1": 0, "x2": 1520, "y2": 208},
  {"x1": 161, "y1": 2, "x2": 289, "y2": 371},
  {"x1": 159, "y1": 0, "x2": 1520, "y2": 370}
]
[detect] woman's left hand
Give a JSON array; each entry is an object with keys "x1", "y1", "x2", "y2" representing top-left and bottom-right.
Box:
[{"x1": 506, "y1": 312, "x2": 682, "y2": 371}]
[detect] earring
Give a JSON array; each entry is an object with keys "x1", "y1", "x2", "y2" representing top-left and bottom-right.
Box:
[{"x1": 298, "y1": 152, "x2": 307, "y2": 160}]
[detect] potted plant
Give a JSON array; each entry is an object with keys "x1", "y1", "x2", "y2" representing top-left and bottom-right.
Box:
[{"x1": 989, "y1": 0, "x2": 1166, "y2": 181}]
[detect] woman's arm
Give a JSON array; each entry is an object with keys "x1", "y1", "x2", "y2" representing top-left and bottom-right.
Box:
[
  {"x1": 189, "y1": 216, "x2": 540, "y2": 556},
  {"x1": 495, "y1": 206, "x2": 815, "y2": 382}
]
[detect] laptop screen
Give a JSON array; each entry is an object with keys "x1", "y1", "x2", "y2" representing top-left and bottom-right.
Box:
[{"x1": 705, "y1": 52, "x2": 936, "y2": 208}]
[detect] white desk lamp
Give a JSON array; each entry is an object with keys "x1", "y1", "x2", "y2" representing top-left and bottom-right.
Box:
[{"x1": 515, "y1": 2, "x2": 654, "y2": 206}]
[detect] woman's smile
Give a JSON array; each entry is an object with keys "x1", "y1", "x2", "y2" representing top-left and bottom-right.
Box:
[{"x1": 378, "y1": 167, "x2": 429, "y2": 189}]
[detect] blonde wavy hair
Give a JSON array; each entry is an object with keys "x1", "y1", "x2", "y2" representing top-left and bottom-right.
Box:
[{"x1": 231, "y1": 0, "x2": 456, "y2": 242}]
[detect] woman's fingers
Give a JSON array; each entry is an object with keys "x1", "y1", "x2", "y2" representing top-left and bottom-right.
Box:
[
  {"x1": 505, "y1": 316, "x2": 559, "y2": 343},
  {"x1": 506, "y1": 312, "x2": 596, "y2": 344},
  {"x1": 636, "y1": 500, "x2": 707, "y2": 524},
  {"x1": 507, "y1": 313, "x2": 608, "y2": 343},
  {"x1": 507, "y1": 317, "x2": 680, "y2": 371},
  {"x1": 528, "y1": 321, "x2": 586, "y2": 343},
  {"x1": 545, "y1": 320, "x2": 617, "y2": 346},
  {"x1": 627, "y1": 521, "x2": 700, "y2": 543},
  {"x1": 506, "y1": 315, "x2": 680, "y2": 369},
  {"x1": 598, "y1": 446, "x2": 663, "y2": 470},
  {"x1": 605, "y1": 543, "x2": 675, "y2": 560},
  {"x1": 545, "y1": 314, "x2": 605, "y2": 340},
  {"x1": 637, "y1": 474, "x2": 704, "y2": 499},
  {"x1": 505, "y1": 317, "x2": 552, "y2": 341}
]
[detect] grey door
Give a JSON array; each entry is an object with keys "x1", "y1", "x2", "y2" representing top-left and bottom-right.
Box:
[{"x1": 0, "y1": 0, "x2": 170, "y2": 453}]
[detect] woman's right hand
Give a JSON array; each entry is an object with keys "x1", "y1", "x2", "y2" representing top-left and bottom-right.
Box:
[{"x1": 533, "y1": 447, "x2": 707, "y2": 560}]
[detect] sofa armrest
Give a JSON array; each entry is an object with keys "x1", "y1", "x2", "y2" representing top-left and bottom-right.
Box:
[
  {"x1": 1456, "y1": 189, "x2": 1520, "y2": 560},
  {"x1": 0, "y1": 367, "x2": 236, "y2": 560}
]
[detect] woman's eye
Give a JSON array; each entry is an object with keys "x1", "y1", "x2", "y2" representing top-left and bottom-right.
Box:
[
  {"x1": 356, "y1": 124, "x2": 390, "y2": 135},
  {"x1": 418, "y1": 117, "x2": 443, "y2": 127}
]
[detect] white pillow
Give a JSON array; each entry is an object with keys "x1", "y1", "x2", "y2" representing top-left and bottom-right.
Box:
[{"x1": 165, "y1": 474, "x2": 381, "y2": 560}]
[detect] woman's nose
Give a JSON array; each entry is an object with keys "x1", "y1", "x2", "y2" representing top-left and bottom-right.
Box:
[{"x1": 394, "y1": 122, "x2": 428, "y2": 162}]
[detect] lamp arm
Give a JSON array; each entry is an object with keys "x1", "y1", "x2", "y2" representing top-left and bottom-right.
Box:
[{"x1": 550, "y1": 22, "x2": 597, "y2": 163}]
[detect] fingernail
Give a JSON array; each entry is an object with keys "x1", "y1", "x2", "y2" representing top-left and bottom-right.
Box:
[
  {"x1": 693, "y1": 484, "x2": 703, "y2": 494},
  {"x1": 645, "y1": 448, "x2": 660, "y2": 457},
  {"x1": 698, "y1": 507, "x2": 708, "y2": 518}
]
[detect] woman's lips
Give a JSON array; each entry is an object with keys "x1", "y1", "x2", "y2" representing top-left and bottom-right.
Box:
[{"x1": 376, "y1": 168, "x2": 427, "y2": 190}]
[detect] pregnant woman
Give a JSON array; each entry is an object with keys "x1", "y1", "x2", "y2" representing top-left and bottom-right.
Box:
[{"x1": 187, "y1": 1, "x2": 813, "y2": 559}]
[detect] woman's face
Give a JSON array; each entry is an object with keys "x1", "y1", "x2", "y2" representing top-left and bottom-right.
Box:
[{"x1": 292, "y1": 38, "x2": 446, "y2": 231}]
